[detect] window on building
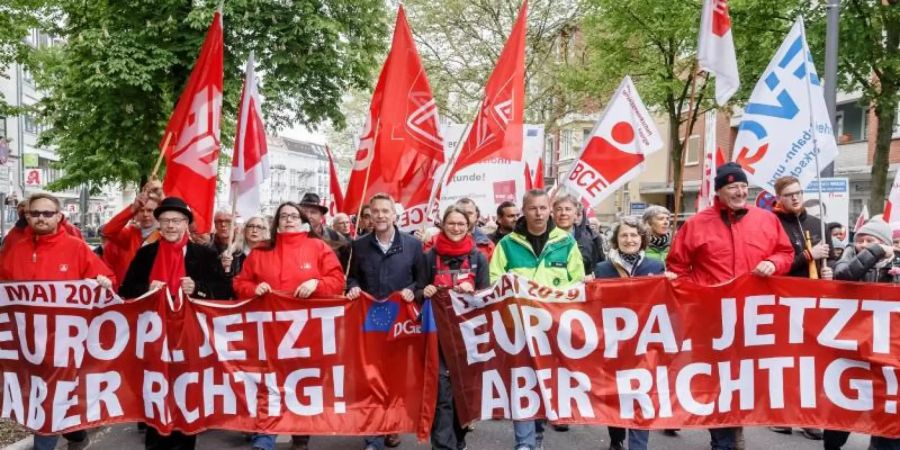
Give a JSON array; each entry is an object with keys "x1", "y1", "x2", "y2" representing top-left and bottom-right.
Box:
[
  {"x1": 685, "y1": 135, "x2": 701, "y2": 166},
  {"x1": 0, "y1": 117, "x2": 6, "y2": 139},
  {"x1": 582, "y1": 127, "x2": 592, "y2": 150},
  {"x1": 23, "y1": 114, "x2": 38, "y2": 135},
  {"x1": 562, "y1": 130, "x2": 573, "y2": 159}
]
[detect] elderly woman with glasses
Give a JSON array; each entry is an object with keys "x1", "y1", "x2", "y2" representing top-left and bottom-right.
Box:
[{"x1": 221, "y1": 215, "x2": 271, "y2": 276}]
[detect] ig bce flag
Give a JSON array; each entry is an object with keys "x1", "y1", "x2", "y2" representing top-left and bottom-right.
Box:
[
  {"x1": 732, "y1": 18, "x2": 837, "y2": 194},
  {"x1": 561, "y1": 76, "x2": 663, "y2": 206}
]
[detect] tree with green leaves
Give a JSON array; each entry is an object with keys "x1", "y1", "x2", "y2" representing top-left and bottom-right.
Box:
[
  {"x1": 568, "y1": 0, "x2": 803, "y2": 217},
  {"x1": 17, "y1": 0, "x2": 387, "y2": 190},
  {"x1": 809, "y1": 0, "x2": 899, "y2": 214}
]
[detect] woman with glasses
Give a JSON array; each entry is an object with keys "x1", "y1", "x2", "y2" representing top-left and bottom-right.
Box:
[
  {"x1": 232, "y1": 202, "x2": 345, "y2": 450},
  {"x1": 221, "y1": 215, "x2": 270, "y2": 276},
  {"x1": 420, "y1": 205, "x2": 490, "y2": 450}
]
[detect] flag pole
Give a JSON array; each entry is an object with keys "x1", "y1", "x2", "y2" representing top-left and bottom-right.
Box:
[
  {"x1": 799, "y1": 17, "x2": 828, "y2": 244},
  {"x1": 672, "y1": 60, "x2": 703, "y2": 230},
  {"x1": 424, "y1": 122, "x2": 471, "y2": 229},
  {"x1": 345, "y1": 118, "x2": 381, "y2": 279},
  {"x1": 151, "y1": 132, "x2": 172, "y2": 181}
]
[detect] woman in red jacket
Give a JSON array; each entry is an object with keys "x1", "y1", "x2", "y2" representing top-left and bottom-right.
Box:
[
  {"x1": 232, "y1": 202, "x2": 345, "y2": 450},
  {"x1": 233, "y1": 202, "x2": 345, "y2": 299}
]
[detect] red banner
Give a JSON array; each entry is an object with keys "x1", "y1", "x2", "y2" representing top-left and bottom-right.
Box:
[
  {"x1": 0, "y1": 282, "x2": 437, "y2": 438},
  {"x1": 432, "y1": 273, "x2": 900, "y2": 437}
]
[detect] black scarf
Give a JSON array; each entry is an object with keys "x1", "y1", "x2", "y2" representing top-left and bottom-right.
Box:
[
  {"x1": 649, "y1": 233, "x2": 670, "y2": 250},
  {"x1": 620, "y1": 251, "x2": 641, "y2": 266}
]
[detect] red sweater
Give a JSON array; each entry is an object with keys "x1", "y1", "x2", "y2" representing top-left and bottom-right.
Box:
[
  {"x1": 101, "y1": 206, "x2": 159, "y2": 284},
  {"x1": 667, "y1": 198, "x2": 794, "y2": 286},
  {"x1": 233, "y1": 232, "x2": 345, "y2": 299},
  {"x1": 0, "y1": 226, "x2": 114, "y2": 282}
]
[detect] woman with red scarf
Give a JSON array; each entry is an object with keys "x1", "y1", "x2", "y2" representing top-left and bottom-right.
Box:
[
  {"x1": 119, "y1": 197, "x2": 231, "y2": 450},
  {"x1": 420, "y1": 205, "x2": 489, "y2": 450},
  {"x1": 232, "y1": 202, "x2": 345, "y2": 450}
]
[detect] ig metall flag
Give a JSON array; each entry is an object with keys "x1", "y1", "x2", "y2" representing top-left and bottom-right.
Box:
[{"x1": 732, "y1": 17, "x2": 837, "y2": 194}]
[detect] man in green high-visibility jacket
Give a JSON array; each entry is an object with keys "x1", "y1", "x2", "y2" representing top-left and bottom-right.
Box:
[{"x1": 488, "y1": 188, "x2": 585, "y2": 450}]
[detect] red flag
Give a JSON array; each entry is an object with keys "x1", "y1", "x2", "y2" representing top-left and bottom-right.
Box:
[
  {"x1": 523, "y1": 162, "x2": 533, "y2": 191},
  {"x1": 445, "y1": 1, "x2": 527, "y2": 181},
  {"x1": 343, "y1": 6, "x2": 444, "y2": 219},
  {"x1": 326, "y1": 146, "x2": 344, "y2": 218},
  {"x1": 161, "y1": 11, "x2": 223, "y2": 233},
  {"x1": 533, "y1": 158, "x2": 545, "y2": 189},
  {"x1": 231, "y1": 52, "x2": 269, "y2": 221}
]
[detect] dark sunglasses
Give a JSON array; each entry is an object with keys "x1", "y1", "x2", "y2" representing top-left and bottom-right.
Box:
[{"x1": 28, "y1": 210, "x2": 57, "y2": 218}]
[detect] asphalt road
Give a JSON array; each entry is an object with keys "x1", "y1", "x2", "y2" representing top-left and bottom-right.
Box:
[{"x1": 68, "y1": 422, "x2": 873, "y2": 450}]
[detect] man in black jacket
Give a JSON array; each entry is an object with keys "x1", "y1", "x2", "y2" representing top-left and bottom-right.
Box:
[
  {"x1": 346, "y1": 193, "x2": 425, "y2": 450},
  {"x1": 120, "y1": 197, "x2": 232, "y2": 301},
  {"x1": 119, "y1": 197, "x2": 231, "y2": 450},
  {"x1": 772, "y1": 176, "x2": 831, "y2": 279},
  {"x1": 769, "y1": 176, "x2": 828, "y2": 439}
]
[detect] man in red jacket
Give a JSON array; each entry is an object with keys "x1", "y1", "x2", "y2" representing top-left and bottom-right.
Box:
[
  {"x1": 101, "y1": 193, "x2": 160, "y2": 284},
  {"x1": 0, "y1": 192, "x2": 113, "y2": 450},
  {"x1": 666, "y1": 163, "x2": 793, "y2": 450}
]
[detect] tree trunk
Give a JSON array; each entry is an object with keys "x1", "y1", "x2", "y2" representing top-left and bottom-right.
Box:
[
  {"x1": 670, "y1": 106, "x2": 685, "y2": 223},
  {"x1": 868, "y1": 90, "x2": 898, "y2": 215}
]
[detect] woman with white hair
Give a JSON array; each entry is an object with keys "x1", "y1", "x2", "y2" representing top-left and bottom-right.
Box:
[{"x1": 641, "y1": 205, "x2": 672, "y2": 264}]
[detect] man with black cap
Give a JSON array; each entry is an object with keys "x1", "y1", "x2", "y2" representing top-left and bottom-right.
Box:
[
  {"x1": 298, "y1": 192, "x2": 350, "y2": 268},
  {"x1": 120, "y1": 196, "x2": 232, "y2": 300},
  {"x1": 667, "y1": 162, "x2": 794, "y2": 450},
  {"x1": 119, "y1": 197, "x2": 231, "y2": 450}
]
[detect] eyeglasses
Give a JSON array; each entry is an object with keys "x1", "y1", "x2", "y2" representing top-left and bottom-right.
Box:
[
  {"x1": 279, "y1": 213, "x2": 301, "y2": 221},
  {"x1": 159, "y1": 218, "x2": 187, "y2": 226},
  {"x1": 28, "y1": 210, "x2": 57, "y2": 218},
  {"x1": 245, "y1": 224, "x2": 267, "y2": 230}
]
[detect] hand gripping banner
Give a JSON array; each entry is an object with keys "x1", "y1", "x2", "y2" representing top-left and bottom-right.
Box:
[
  {"x1": 0, "y1": 282, "x2": 438, "y2": 439},
  {"x1": 432, "y1": 273, "x2": 900, "y2": 437}
]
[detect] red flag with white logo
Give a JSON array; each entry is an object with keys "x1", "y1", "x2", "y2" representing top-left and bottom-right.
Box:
[
  {"x1": 161, "y1": 11, "x2": 223, "y2": 233},
  {"x1": 343, "y1": 6, "x2": 445, "y2": 228},
  {"x1": 698, "y1": 0, "x2": 740, "y2": 105},
  {"x1": 326, "y1": 146, "x2": 344, "y2": 218},
  {"x1": 444, "y1": 1, "x2": 527, "y2": 181},
  {"x1": 230, "y1": 52, "x2": 269, "y2": 222},
  {"x1": 560, "y1": 76, "x2": 664, "y2": 207}
]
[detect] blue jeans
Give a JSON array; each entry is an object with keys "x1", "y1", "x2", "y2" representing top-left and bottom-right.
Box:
[
  {"x1": 628, "y1": 429, "x2": 649, "y2": 450},
  {"x1": 512, "y1": 420, "x2": 544, "y2": 449},
  {"x1": 710, "y1": 427, "x2": 737, "y2": 450},
  {"x1": 872, "y1": 436, "x2": 900, "y2": 450},
  {"x1": 34, "y1": 431, "x2": 87, "y2": 450},
  {"x1": 251, "y1": 434, "x2": 309, "y2": 450},
  {"x1": 364, "y1": 436, "x2": 385, "y2": 450}
]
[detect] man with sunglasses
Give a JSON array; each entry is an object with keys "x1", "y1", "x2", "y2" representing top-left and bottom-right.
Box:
[{"x1": 0, "y1": 192, "x2": 113, "y2": 450}]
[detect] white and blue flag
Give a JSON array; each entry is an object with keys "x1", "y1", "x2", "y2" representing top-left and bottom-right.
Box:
[{"x1": 732, "y1": 17, "x2": 838, "y2": 194}]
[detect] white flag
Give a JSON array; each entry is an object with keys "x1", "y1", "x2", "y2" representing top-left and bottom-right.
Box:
[
  {"x1": 885, "y1": 171, "x2": 900, "y2": 223},
  {"x1": 698, "y1": 0, "x2": 740, "y2": 105},
  {"x1": 561, "y1": 76, "x2": 663, "y2": 206},
  {"x1": 230, "y1": 52, "x2": 270, "y2": 221},
  {"x1": 732, "y1": 18, "x2": 838, "y2": 195}
]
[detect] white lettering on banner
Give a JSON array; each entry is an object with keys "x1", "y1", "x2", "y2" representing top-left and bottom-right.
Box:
[
  {"x1": 449, "y1": 273, "x2": 585, "y2": 316},
  {"x1": 481, "y1": 367, "x2": 593, "y2": 421},
  {"x1": 0, "y1": 281, "x2": 120, "y2": 309}
]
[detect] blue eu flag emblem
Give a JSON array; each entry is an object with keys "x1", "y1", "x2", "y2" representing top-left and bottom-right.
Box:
[{"x1": 364, "y1": 300, "x2": 399, "y2": 332}]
